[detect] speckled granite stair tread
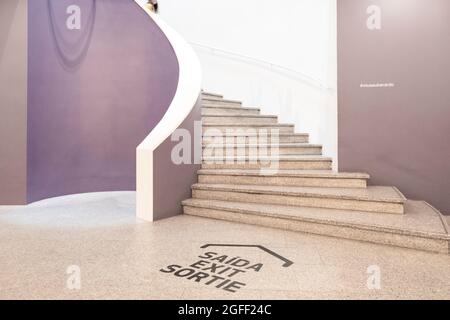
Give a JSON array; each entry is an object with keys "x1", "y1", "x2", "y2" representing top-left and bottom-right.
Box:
[
  {"x1": 203, "y1": 132, "x2": 309, "y2": 138},
  {"x1": 202, "y1": 97, "x2": 242, "y2": 104},
  {"x1": 192, "y1": 184, "x2": 405, "y2": 203},
  {"x1": 202, "y1": 91, "x2": 223, "y2": 98},
  {"x1": 183, "y1": 198, "x2": 449, "y2": 239},
  {"x1": 202, "y1": 105, "x2": 260, "y2": 111},
  {"x1": 202, "y1": 155, "x2": 332, "y2": 161},
  {"x1": 202, "y1": 143, "x2": 322, "y2": 148},
  {"x1": 204, "y1": 114, "x2": 276, "y2": 118},
  {"x1": 203, "y1": 123, "x2": 294, "y2": 127},
  {"x1": 197, "y1": 169, "x2": 369, "y2": 179}
]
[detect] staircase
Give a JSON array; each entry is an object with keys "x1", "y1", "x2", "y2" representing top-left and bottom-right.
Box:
[{"x1": 182, "y1": 92, "x2": 450, "y2": 254}]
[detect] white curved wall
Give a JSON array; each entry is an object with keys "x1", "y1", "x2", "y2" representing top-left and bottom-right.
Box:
[{"x1": 159, "y1": 0, "x2": 338, "y2": 169}]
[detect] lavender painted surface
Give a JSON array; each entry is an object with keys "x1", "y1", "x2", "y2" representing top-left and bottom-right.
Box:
[
  {"x1": 338, "y1": 0, "x2": 450, "y2": 214},
  {"x1": 153, "y1": 97, "x2": 202, "y2": 220},
  {"x1": 0, "y1": 0, "x2": 28, "y2": 204},
  {"x1": 27, "y1": 0, "x2": 179, "y2": 203}
]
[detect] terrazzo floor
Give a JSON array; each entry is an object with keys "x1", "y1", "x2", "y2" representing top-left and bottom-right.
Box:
[{"x1": 0, "y1": 192, "x2": 449, "y2": 300}]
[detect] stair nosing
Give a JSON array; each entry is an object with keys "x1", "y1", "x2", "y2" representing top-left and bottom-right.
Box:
[
  {"x1": 203, "y1": 123, "x2": 294, "y2": 127},
  {"x1": 202, "y1": 106, "x2": 260, "y2": 111},
  {"x1": 202, "y1": 91, "x2": 223, "y2": 98},
  {"x1": 201, "y1": 105, "x2": 246, "y2": 109},
  {"x1": 202, "y1": 143, "x2": 322, "y2": 148},
  {"x1": 202, "y1": 156, "x2": 332, "y2": 161},
  {"x1": 202, "y1": 114, "x2": 277, "y2": 119},
  {"x1": 203, "y1": 133, "x2": 308, "y2": 137},
  {"x1": 202, "y1": 98, "x2": 242, "y2": 104},
  {"x1": 197, "y1": 169, "x2": 370, "y2": 179}
]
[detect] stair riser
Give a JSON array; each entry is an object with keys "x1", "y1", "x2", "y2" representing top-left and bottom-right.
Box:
[
  {"x1": 203, "y1": 126, "x2": 294, "y2": 135},
  {"x1": 203, "y1": 117, "x2": 277, "y2": 125},
  {"x1": 202, "y1": 108, "x2": 260, "y2": 116},
  {"x1": 198, "y1": 174, "x2": 367, "y2": 188},
  {"x1": 192, "y1": 189, "x2": 404, "y2": 214},
  {"x1": 201, "y1": 161, "x2": 332, "y2": 170},
  {"x1": 202, "y1": 146, "x2": 322, "y2": 156},
  {"x1": 183, "y1": 206, "x2": 449, "y2": 254}
]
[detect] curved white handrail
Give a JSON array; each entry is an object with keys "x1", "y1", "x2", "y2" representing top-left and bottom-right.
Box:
[
  {"x1": 134, "y1": 1, "x2": 202, "y2": 221},
  {"x1": 191, "y1": 42, "x2": 332, "y2": 91}
]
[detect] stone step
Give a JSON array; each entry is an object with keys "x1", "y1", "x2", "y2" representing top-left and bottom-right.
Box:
[
  {"x1": 202, "y1": 98, "x2": 242, "y2": 107},
  {"x1": 182, "y1": 199, "x2": 450, "y2": 254},
  {"x1": 202, "y1": 96, "x2": 241, "y2": 103},
  {"x1": 202, "y1": 143, "x2": 322, "y2": 156},
  {"x1": 203, "y1": 133, "x2": 309, "y2": 144},
  {"x1": 202, "y1": 91, "x2": 223, "y2": 99},
  {"x1": 203, "y1": 114, "x2": 278, "y2": 125},
  {"x1": 202, "y1": 103, "x2": 245, "y2": 109},
  {"x1": 203, "y1": 124, "x2": 295, "y2": 135},
  {"x1": 197, "y1": 169, "x2": 369, "y2": 188},
  {"x1": 202, "y1": 106, "x2": 261, "y2": 116},
  {"x1": 202, "y1": 155, "x2": 332, "y2": 170},
  {"x1": 191, "y1": 184, "x2": 406, "y2": 214}
]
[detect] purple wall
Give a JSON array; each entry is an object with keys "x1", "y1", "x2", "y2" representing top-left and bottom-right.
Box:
[
  {"x1": 0, "y1": 0, "x2": 27, "y2": 205},
  {"x1": 338, "y1": 0, "x2": 450, "y2": 214},
  {"x1": 27, "y1": 0, "x2": 179, "y2": 203}
]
